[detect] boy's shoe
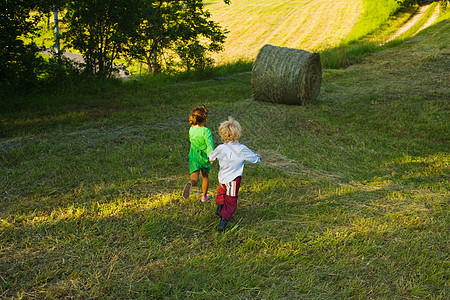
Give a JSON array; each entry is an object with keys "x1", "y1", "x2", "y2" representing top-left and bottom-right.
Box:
[
  {"x1": 201, "y1": 195, "x2": 210, "y2": 202},
  {"x1": 182, "y1": 181, "x2": 192, "y2": 199},
  {"x1": 215, "y1": 204, "x2": 223, "y2": 216},
  {"x1": 218, "y1": 217, "x2": 228, "y2": 232}
]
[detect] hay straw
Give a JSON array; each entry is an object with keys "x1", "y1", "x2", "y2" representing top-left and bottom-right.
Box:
[
  {"x1": 251, "y1": 44, "x2": 322, "y2": 105},
  {"x1": 258, "y1": 149, "x2": 343, "y2": 184}
]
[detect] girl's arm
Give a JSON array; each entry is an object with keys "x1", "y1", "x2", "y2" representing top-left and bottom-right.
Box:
[
  {"x1": 205, "y1": 128, "x2": 214, "y2": 157},
  {"x1": 209, "y1": 147, "x2": 218, "y2": 164}
]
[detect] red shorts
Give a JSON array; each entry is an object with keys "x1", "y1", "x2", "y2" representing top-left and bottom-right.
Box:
[{"x1": 215, "y1": 176, "x2": 242, "y2": 221}]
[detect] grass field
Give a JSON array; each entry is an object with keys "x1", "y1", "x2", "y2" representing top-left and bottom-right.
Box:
[
  {"x1": 2, "y1": 1, "x2": 450, "y2": 299},
  {"x1": 206, "y1": 0, "x2": 364, "y2": 63},
  {"x1": 206, "y1": 0, "x2": 411, "y2": 64}
]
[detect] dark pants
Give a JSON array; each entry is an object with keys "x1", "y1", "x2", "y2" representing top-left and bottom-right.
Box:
[{"x1": 215, "y1": 176, "x2": 242, "y2": 221}]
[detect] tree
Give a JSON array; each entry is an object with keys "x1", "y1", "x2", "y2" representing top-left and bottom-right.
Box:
[
  {"x1": 0, "y1": 0, "x2": 44, "y2": 88},
  {"x1": 33, "y1": 0, "x2": 229, "y2": 77},
  {"x1": 62, "y1": 0, "x2": 141, "y2": 77},
  {"x1": 128, "y1": 0, "x2": 229, "y2": 75},
  {"x1": 174, "y1": 0, "x2": 228, "y2": 73},
  {"x1": 126, "y1": 0, "x2": 175, "y2": 75}
]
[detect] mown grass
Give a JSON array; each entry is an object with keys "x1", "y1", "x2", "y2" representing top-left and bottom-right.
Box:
[
  {"x1": 2, "y1": 9, "x2": 450, "y2": 300},
  {"x1": 207, "y1": 0, "x2": 363, "y2": 63},
  {"x1": 345, "y1": 0, "x2": 400, "y2": 42},
  {"x1": 320, "y1": 1, "x2": 446, "y2": 68}
]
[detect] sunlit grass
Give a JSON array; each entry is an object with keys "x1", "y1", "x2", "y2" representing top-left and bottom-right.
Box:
[
  {"x1": 345, "y1": 0, "x2": 400, "y2": 42},
  {"x1": 320, "y1": 1, "x2": 448, "y2": 68},
  {"x1": 393, "y1": 2, "x2": 440, "y2": 42},
  {"x1": 207, "y1": 0, "x2": 362, "y2": 63}
]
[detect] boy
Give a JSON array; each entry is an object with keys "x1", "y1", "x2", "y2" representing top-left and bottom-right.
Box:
[{"x1": 209, "y1": 117, "x2": 260, "y2": 231}]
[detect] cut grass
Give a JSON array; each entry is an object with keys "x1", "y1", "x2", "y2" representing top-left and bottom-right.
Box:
[
  {"x1": 207, "y1": 0, "x2": 363, "y2": 63},
  {"x1": 1, "y1": 6, "x2": 449, "y2": 300},
  {"x1": 206, "y1": 0, "x2": 417, "y2": 67},
  {"x1": 393, "y1": 2, "x2": 441, "y2": 42},
  {"x1": 320, "y1": 2, "x2": 447, "y2": 68},
  {"x1": 345, "y1": 0, "x2": 400, "y2": 43}
]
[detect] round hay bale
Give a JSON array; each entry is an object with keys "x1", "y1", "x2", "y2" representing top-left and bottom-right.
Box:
[{"x1": 251, "y1": 44, "x2": 322, "y2": 105}]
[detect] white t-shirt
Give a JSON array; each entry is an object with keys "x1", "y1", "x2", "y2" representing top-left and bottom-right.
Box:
[{"x1": 209, "y1": 142, "x2": 260, "y2": 184}]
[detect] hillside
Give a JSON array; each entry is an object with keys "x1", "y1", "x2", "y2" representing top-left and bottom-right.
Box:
[
  {"x1": 207, "y1": 0, "x2": 363, "y2": 63},
  {"x1": 1, "y1": 3, "x2": 449, "y2": 300},
  {"x1": 206, "y1": 0, "x2": 446, "y2": 64},
  {"x1": 31, "y1": 1, "x2": 442, "y2": 73}
]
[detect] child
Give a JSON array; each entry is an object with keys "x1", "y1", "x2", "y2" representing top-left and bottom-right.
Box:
[
  {"x1": 209, "y1": 117, "x2": 260, "y2": 231},
  {"x1": 183, "y1": 105, "x2": 214, "y2": 202}
]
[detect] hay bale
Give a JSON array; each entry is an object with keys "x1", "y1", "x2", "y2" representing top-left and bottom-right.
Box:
[{"x1": 251, "y1": 44, "x2": 322, "y2": 105}]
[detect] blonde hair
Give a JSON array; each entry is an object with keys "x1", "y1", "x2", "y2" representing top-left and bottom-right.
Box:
[
  {"x1": 219, "y1": 116, "x2": 241, "y2": 143},
  {"x1": 189, "y1": 105, "x2": 208, "y2": 126}
]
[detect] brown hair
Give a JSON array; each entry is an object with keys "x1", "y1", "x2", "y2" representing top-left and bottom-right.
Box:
[
  {"x1": 189, "y1": 105, "x2": 208, "y2": 126},
  {"x1": 219, "y1": 116, "x2": 241, "y2": 143}
]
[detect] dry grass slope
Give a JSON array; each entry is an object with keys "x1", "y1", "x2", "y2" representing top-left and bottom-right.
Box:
[{"x1": 207, "y1": 0, "x2": 362, "y2": 62}]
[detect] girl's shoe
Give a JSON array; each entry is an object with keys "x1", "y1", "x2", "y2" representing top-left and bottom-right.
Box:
[
  {"x1": 183, "y1": 181, "x2": 192, "y2": 199},
  {"x1": 201, "y1": 195, "x2": 210, "y2": 202},
  {"x1": 215, "y1": 204, "x2": 223, "y2": 216},
  {"x1": 218, "y1": 217, "x2": 228, "y2": 232}
]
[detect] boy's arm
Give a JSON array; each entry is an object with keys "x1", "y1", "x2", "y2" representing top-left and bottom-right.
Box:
[{"x1": 242, "y1": 145, "x2": 260, "y2": 163}]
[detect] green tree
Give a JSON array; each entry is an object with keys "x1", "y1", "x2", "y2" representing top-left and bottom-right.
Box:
[
  {"x1": 126, "y1": 0, "x2": 175, "y2": 75},
  {"x1": 62, "y1": 0, "x2": 141, "y2": 77},
  {"x1": 128, "y1": 0, "x2": 229, "y2": 75},
  {"x1": 0, "y1": 0, "x2": 44, "y2": 89},
  {"x1": 43, "y1": 0, "x2": 229, "y2": 77},
  {"x1": 174, "y1": 0, "x2": 228, "y2": 73}
]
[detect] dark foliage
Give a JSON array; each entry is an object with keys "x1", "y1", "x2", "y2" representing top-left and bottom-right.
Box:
[
  {"x1": 127, "y1": 0, "x2": 228, "y2": 75},
  {"x1": 1, "y1": 0, "x2": 230, "y2": 92},
  {"x1": 0, "y1": 0, "x2": 44, "y2": 91},
  {"x1": 62, "y1": 0, "x2": 141, "y2": 77}
]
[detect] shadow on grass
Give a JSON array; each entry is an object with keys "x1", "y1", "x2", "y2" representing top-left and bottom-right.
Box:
[
  {"x1": 0, "y1": 59, "x2": 253, "y2": 114},
  {"x1": 1, "y1": 157, "x2": 447, "y2": 298}
]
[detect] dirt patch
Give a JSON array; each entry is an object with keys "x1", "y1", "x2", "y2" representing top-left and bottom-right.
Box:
[{"x1": 386, "y1": 3, "x2": 440, "y2": 43}]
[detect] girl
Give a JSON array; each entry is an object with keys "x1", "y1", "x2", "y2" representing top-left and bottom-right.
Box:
[{"x1": 183, "y1": 105, "x2": 214, "y2": 202}]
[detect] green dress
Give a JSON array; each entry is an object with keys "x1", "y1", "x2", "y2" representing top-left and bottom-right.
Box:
[{"x1": 189, "y1": 126, "x2": 214, "y2": 174}]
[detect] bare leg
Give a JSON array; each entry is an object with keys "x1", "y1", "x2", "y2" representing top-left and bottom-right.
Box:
[
  {"x1": 183, "y1": 171, "x2": 199, "y2": 199},
  {"x1": 190, "y1": 170, "x2": 199, "y2": 186},
  {"x1": 201, "y1": 170, "x2": 209, "y2": 197}
]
